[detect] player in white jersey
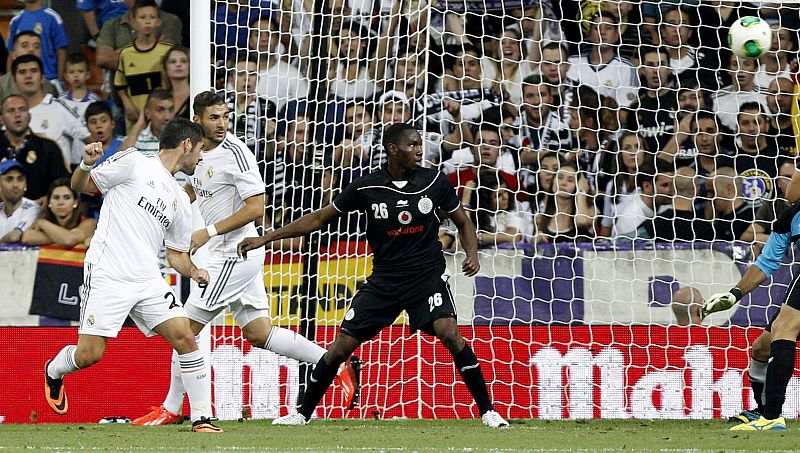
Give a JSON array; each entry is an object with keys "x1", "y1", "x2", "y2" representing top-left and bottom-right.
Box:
[
  {"x1": 44, "y1": 118, "x2": 223, "y2": 433},
  {"x1": 132, "y1": 92, "x2": 358, "y2": 427}
]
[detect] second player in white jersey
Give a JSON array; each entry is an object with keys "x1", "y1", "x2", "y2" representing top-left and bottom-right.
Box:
[{"x1": 131, "y1": 92, "x2": 358, "y2": 427}]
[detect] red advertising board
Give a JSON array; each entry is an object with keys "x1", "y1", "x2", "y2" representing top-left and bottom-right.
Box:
[{"x1": 0, "y1": 326, "x2": 789, "y2": 423}]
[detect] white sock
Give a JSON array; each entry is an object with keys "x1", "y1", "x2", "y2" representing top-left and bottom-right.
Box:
[
  {"x1": 48, "y1": 345, "x2": 79, "y2": 379},
  {"x1": 162, "y1": 349, "x2": 186, "y2": 415},
  {"x1": 264, "y1": 326, "x2": 326, "y2": 364},
  {"x1": 179, "y1": 350, "x2": 212, "y2": 421},
  {"x1": 749, "y1": 357, "x2": 768, "y2": 383}
]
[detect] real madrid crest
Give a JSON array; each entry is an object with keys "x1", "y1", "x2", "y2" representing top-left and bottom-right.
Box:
[
  {"x1": 206, "y1": 165, "x2": 213, "y2": 179},
  {"x1": 86, "y1": 314, "x2": 95, "y2": 326},
  {"x1": 40, "y1": 119, "x2": 48, "y2": 129},
  {"x1": 418, "y1": 196, "x2": 433, "y2": 214},
  {"x1": 26, "y1": 150, "x2": 37, "y2": 164},
  {"x1": 172, "y1": 199, "x2": 178, "y2": 210}
]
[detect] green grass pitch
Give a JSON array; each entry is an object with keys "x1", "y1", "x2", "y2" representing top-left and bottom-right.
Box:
[{"x1": 3, "y1": 419, "x2": 800, "y2": 451}]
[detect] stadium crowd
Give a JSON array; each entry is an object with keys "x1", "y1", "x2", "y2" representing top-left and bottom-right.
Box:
[{"x1": 0, "y1": 0, "x2": 798, "y2": 275}]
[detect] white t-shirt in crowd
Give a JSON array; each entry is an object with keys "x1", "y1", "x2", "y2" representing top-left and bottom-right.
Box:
[
  {"x1": 190, "y1": 133, "x2": 264, "y2": 258},
  {"x1": 29, "y1": 93, "x2": 90, "y2": 165},
  {"x1": 86, "y1": 148, "x2": 192, "y2": 281},
  {"x1": 256, "y1": 60, "x2": 309, "y2": 113},
  {"x1": 712, "y1": 87, "x2": 769, "y2": 133},
  {"x1": 567, "y1": 54, "x2": 639, "y2": 108},
  {"x1": 0, "y1": 197, "x2": 41, "y2": 237},
  {"x1": 613, "y1": 195, "x2": 654, "y2": 238}
]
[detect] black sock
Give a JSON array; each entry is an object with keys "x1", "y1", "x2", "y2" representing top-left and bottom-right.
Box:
[
  {"x1": 749, "y1": 374, "x2": 765, "y2": 413},
  {"x1": 763, "y1": 340, "x2": 795, "y2": 420},
  {"x1": 452, "y1": 344, "x2": 494, "y2": 415},
  {"x1": 298, "y1": 354, "x2": 340, "y2": 420}
]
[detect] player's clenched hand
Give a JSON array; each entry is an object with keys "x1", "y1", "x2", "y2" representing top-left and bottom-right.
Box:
[
  {"x1": 237, "y1": 236, "x2": 268, "y2": 259},
  {"x1": 82, "y1": 142, "x2": 104, "y2": 166},
  {"x1": 462, "y1": 253, "x2": 480, "y2": 277},
  {"x1": 190, "y1": 228, "x2": 210, "y2": 254},
  {"x1": 191, "y1": 268, "x2": 210, "y2": 285},
  {"x1": 702, "y1": 292, "x2": 738, "y2": 319}
]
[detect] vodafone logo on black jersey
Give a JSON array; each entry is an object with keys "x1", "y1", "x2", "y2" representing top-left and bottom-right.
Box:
[{"x1": 398, "y1": 211, "x2": 412, "y2": 225}]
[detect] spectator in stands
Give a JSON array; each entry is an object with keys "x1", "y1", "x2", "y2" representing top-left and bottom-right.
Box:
[
  {"x1": 441, "y1": 44, "x2": 496, "y2": 92},
  {"x1": 213, "y1": 0, "x2": 275, "y2": 63},
  {"x1": 630, "y1": 46, "x2": 677, "y2": 154},
  {"x1": 470, "y1": 174, "x2": 525, "y2": 247},
  {"x1": 741, "y1": 160, "x2": 795, "y2": 249},
  {"x1": 756, "y1": 23, "x2": 795, "y2": 92},
  {"x1": 249, "y1": 16, "x2": 309, "y2": 114},
  {"x1": 713, "y1": 54, "x2": 768, "y2": 133},
  {"x1": 0, "y1": 94, "x2": 69, "y2": 204},
  {"x1": 767, "y1": 77, "x2": 796, "y2": 156},
  {"x1": 77, "y1": 0, "x2": 129, "y2": 48},
  {"x1": 86, "y1": 102, "x2": 124, "y2": 164},
  {"x1": 332, "y1": 101, "x2": 373, "y2": 169},
  {"x1": 708, "y1": 167, "x2": 755, "y2": 242},
  {"x1": 13, "y1": 55, "x2": 90, "y2": 167},
  {"x1": 564, "y1": 86, "x2": 619, "y2": 192},
  {"x1": 688, "y1": 111, "x2": 731, "y2": 178},
  {"x1": 443, "y1": 122, "x2": 516, "y2": 177},
  {"x1": 567, "y1": 9, "x2": 638, "y2": 109},
  {"x1": 96, "y1": 0, "x2": 181, "y2": 72},
  {"x1": 671, "y1": 286, "x2": 703, "y2": 326},
  {"x1": 114, "y1": 0, "x2": 173, "y2": 128},
  {"x1": 613, "y1": 160, "x2": 674, "y2": 238},
  {"x1": 641, "y1": 166, "x2": 714, "y2": 242},
  {"x1": 0, "y1": 160, "x2": 41, "y2": 242},
  {"x1": 7, "y1": 0, "x2": 69, "y2": 83},
  {"x1": 677, "y1": 84, "x2": 710, "y2": 117},
  {"x1": 721, "y1": 102, "x2": 781, "y2": 206},
  {"x1": 517, "y1": 75, "x2": 571, "y2": 164},
  {"x1": 59, "y1": 53, "x2": 101, "y2": 120},
  {"x1": 508, "y1": 2, "x2": 563, "y2": 65},
  {"x1": 534, "y1": 161, "x2": 595, "y2": 244},
  {"x1": 599, "y1": 132, "x2": 650, "y2": 237},
  {"x1": 119, "y1": 88, "x2": 175, "y2": 154},
  {"x1": 224, "y1": 52, "x2": 275, "y2": 161},
  {"x1": 0, "y1": 32, "x2": 58, "y2": 102},
  {"x1": 531, "y1": 151, "x2": 562, "y2": 214},
  {"x1": 658, "y1": 5, "x2": 719, "y2": 90},
  {"x1": 495, "y1": 26, "x2": 535, "y2": 107},
  {"x1": 21, "y1": 178, "x2": 96, "y2": 248},
  {"x1": 328, "y1": 21, "x2": 378, "y2": 100},
  {"x1": 161, "y1": 46, "x2": 190, "y2": 119},
  {"x1": 539, "y1": 42, "x2": 574, "y2": 124}
]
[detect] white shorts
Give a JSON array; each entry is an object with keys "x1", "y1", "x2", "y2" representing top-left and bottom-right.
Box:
[
  {"x1": 79, "y1": 263, "x2": 188, "y2": 338},
  {"x1": 184, "y1": 254, "x2": 269, "y2": 326}
]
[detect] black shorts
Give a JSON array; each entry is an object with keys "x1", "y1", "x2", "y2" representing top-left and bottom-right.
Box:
[{"x1": 340, "y1": 266, "x2": 456, "y2": 342}]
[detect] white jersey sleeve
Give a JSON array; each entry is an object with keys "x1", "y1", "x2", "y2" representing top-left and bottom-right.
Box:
[
  {"x1": 164, "y1": 190, "x2": 192, "y2": 252},
  {"x1": 90, "y1": 148, "x2": 138, "y2": 193},
  {"x1": 227, "y1": 145, "x2": 265, "y2": 200}
]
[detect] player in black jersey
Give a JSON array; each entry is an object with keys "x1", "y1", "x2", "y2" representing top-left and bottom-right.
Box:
[{"x1": 238, "y1": 123, "x2": 509, "y2": 428}]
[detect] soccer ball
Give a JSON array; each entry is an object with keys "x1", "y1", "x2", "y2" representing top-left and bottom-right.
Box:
[{"x1": 728, "y1": 16, "x2": 772, "y2": 59}]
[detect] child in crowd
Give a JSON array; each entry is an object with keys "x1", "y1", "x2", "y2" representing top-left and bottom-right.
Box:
[{"x1": 59, "y1": 53, "x2": 101, "y2": 119}]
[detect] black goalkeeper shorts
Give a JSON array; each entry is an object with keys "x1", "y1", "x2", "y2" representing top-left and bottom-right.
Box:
[{"x1": 340, "y1": 265, "x2": 457, "y2": 342}]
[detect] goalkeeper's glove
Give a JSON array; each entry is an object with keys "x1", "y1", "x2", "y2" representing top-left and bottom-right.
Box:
[{"x1": 702, "y1": 287, "x2": 743, "y2": 319}]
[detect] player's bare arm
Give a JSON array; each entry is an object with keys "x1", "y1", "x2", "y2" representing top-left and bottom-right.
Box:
[
  {"x1": 238, "y1": 204, "x2": 340, "y2": 258},
  {"x1": 785, "y1": 168, "x2": 800, "y2": 203},
  {"x1": 448, "y1": 204, "x2": 480, "y2": 277},
  {"x1": 191, "y1": 194, "x2": 265, "y2": 254},
  {"x1": 71, "y1": 142, "x2": 103, "y2": 195},
  {"x1": 165, "y1": 247, "x2": 210, "y2": 285}
]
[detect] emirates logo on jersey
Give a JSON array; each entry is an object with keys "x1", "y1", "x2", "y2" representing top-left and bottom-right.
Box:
[{"x1": 398, "y1": 211, "x2": 412, "y2": 225}]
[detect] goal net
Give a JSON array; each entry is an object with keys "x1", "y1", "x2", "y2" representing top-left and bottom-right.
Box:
[{"x1": 198, "y1": 0, "x2": 800, "y2": 420}]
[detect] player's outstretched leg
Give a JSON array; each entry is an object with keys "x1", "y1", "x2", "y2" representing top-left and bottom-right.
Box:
[
  {"x1": 132, "y1": 349, "x2": 185, "y2": 426},
  {"x1": 45, "y1": 335, "x2": 106, "y2": 415},
  {"x1": 247, "y1": 319, "x2": 361, "y2": 409},
  {"x1": 154, "y1": 318, "x2": 222, "y2": 433},
  {"x1": 273, "y1": 332, "x2": 361, "y2": 425},
  {"x1": 732, "y1": 304, "x2": 800, "y2": 432},
  {"x1": 730, "y1": 329, "x2": 770, "y2": 424},
  {"x1": 432, "y1": 318, "x2": 509, "y2": 428}
]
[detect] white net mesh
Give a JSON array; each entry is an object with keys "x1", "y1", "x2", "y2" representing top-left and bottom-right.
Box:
[{"x1": 205, "y1": 0, "x2": 800, "y2": 420}]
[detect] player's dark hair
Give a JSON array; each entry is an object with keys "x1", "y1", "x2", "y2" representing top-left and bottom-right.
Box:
[
  {"x1": 382, "y1": 122, "x2": 417, "y2": 151},
  {"x1": 11, "y1": 54, "x2": 42, "y2": 77},
  {"x1": 85, "y1": 101, "x2": 113, "y2": 122},
  {"x1": 65, "y1": 52, "x2": 90, "y2": 70},
  {"x1": 160, "y1": 117, "x2": 204, "y2": 149},
  {"x1": 193, "y1": 90, "x2": 226, "y2": 117},
  {"x1": 132, "y1": 0, "x2": 160, "y2": 17},
  {"x1": 12, "y1": 31, "x2": 40, "y2": 48},
  {"x1": 146, "y1": 87, "x2": 174, "y2": 109}
]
